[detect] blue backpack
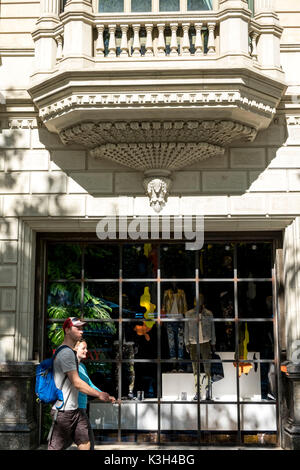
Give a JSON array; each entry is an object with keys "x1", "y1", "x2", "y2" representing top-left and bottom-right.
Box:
[{"x1": 35, "y1": 345, "x2": 71, "y2": 409}]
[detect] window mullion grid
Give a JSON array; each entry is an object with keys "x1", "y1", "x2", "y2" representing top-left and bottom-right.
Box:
[
  {"x1": 118, "y1": 245, "x2": 122, "y2": 442},
  {"x1": 195, "y1": 266, "x2": 201, "y2": 444},
  {"x1": 234, "y1": 243, "x2": 242, "y2": 445},
  {"x1": 81, "y1": 243, "x2": 85, "y2": 317},
  {"x1": 157, "y1": 244, "x2": 161, "y2": 445}
]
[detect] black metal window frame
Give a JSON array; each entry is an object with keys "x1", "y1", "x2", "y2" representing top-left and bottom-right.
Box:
[{"x1": 35, "y1": 231, "x2": 283, "y2": 447}]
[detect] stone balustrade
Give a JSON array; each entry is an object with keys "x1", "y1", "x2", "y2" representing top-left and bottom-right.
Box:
[
  {"x1": 32, "y1": 3, "x2": 282, "y2": 75},
  {"x1": 94, "y1": 15, "x2": 218, "y2": 58}
]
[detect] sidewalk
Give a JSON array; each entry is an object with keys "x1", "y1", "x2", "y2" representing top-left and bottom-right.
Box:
[{"x1": 37, "y1": 443, "x2": 282, "y2": 450}]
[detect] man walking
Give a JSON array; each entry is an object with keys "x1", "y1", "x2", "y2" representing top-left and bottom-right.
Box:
[{"x1": 48, "y1": 317, "x2": 114, "y2": 450}]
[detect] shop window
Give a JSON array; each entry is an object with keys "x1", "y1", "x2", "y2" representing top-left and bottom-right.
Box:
[
  {"x1": 99, "y1": 0, "x2": 124, "y2": 12},
  {"x1": 187, "y1": 0, "x2": 212, "y2": 10},
  {"x1": 41, "y1": 239, "x2": 279, "y2": 446},
  {"x1": 159, "y1": 0, "x2": 179, "y2": 11}
]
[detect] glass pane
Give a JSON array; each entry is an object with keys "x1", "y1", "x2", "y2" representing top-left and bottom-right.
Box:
[
  {"x1": 215, "y1": 322, "x2": 235, "y2": 355},
  {"x1": 240, "y1": 404, "x2": 277, "y2": 431},
  {"x1": 80, "y1": 322, "x2": 118, "y2": 394},
  {"x1": 238, "y1": 357, "x2": 276, "y2": 402},
  {"x1": 248, "y1": 0, "x2": 254, "y2": 15},
  {"x1": 159, "y1": 0, "x2": 179, "y2": 11},
  {"x1": 200, "y1": 243, "x2": 234, "y2": 278},
  {"x1": 212, "y1": 358, "x2": 237, "y2": 401},
  {"x1": 99, "y1": 0, "x2": 124, "y2": 12},
  {"x1": 122, "y1": 244, "x2": 158, "y2": 279},
  {"x1": 161, "y1": 403, "x2": 198, "y2": 431},
  {"x1": 89, "y1": 402, "x2": 119, "y2": 432},
  {"x1": 201, "y1": 403, "x2": 238, "y2": 430},
  {"x1": 85, "y1": 282, "x2": 119, "y2": 319},
  {"x1": 123, "y1": 320, "x2": 158, "y2": 359},
  {"x1": 122, "y1": 281, "x2": 157, "y2": 321},
  {"x1": 238, "y1": 321, "x2": 275, "y2": 375},
  {"x1": 198, "y1": 282, "x2": 235, "y2": 318},
  {"x1": 160, "y1": 244, "x2": 196, "y2": 278},
  {"x1": 237, "y1": 242, "x2": 272, "y2": 278},
  {"x1": 161, "y1": 281, "x2": 194, "y2": 316},
  {"x1": 48, "y1": 243, "x2": 82, "y2": 280},
  {"x1": 84, "y1": 244, "x2": 119, "y2": 279},
  {"x1": 187, "y1": 0, "x2": 212, "y2": 10},
  {"x1": 238, "y1": 281, "x2": 273, "y2": 318},
  {"x1": 131, "y1": 0, "x2": 151, "y2": 11},
  {"x1": 133, "y1": 363, "x2": 157, "y2": 399}
]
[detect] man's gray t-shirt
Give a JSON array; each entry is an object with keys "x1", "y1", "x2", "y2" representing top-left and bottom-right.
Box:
[{"x1": 52, "y1": 346, "x2": 78, "y2": 410}]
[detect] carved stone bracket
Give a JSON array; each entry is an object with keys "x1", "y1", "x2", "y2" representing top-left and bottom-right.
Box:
[
  {"x1": 143, "y1": 171, "x2": 172, "y2": 213},
  {"x1": 60, "y1": 119, "x2": 256, "y2": 212},
  {"x1": 90, "y1": 141, "x2": 225, "y2": 171}
]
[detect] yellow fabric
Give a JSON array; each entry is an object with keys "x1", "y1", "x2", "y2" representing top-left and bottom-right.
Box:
[{"x1": 140, "y1": 286, "x2": 156, "y2": 329}]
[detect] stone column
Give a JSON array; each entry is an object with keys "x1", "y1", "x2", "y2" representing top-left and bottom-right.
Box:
[
  {"x1": 219, "y1": 0, "x2": 251, "y2": 60},
  {"x1": 61, "y1": 0, "x2": 94, "y2": 67},
  {"x1": 31, "y1": 0, "x2": 61, "y2": 73},
  {"x1": 40, "y1": 0, "x2": 60, "y2": 16},
  {"x1": 254, "y1": 0, "x2": 283, "y2": 74},
  {"x1": 282, "y1": 217, "x2": 300, "y2": 449}
]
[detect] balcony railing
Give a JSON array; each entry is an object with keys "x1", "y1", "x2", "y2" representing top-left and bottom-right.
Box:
[
  {"x1": 32, "y1": 0, "x2": 283, "y2": 76},
  {"x1": 93, "y1": 13, "x2": 218, "y2": 58}
]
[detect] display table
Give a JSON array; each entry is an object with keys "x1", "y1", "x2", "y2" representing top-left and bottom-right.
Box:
[
  {"x1": 89, "y1": 352, "x2": 276, "y2": 432},
  {"x1": 89, "y1": 399, "x2": 276, "y2": 431}
]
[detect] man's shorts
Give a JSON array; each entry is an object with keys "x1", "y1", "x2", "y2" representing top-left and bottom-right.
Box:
[{"x1": 48, "y1": 408, "x2": 90, "y2": 450}]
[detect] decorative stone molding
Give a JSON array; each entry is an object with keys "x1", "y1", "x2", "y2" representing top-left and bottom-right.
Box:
[
  {"x1": 8, "y1": 119, "x2": 37, "y2": 129},
  {"x1": 60, "y1": 119, "x2": 257, "y2": 149},
  {"x1": 90, "y1": 141, "x2": 225, "y2": 170},
  {"x1": 40, "y1": 91, "x2": 276, "y2": 125},
  {"x1": 287, "y1": 116, "x2": 300, "y2": 126}
]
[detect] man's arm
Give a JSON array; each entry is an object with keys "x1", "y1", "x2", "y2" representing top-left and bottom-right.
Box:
[{"x1": 67, "y1": 370, "x2": 112, "y2": 401}]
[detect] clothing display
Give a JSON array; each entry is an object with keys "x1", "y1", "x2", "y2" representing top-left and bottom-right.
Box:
[
  {"x1": 184, "y1": 305, "x2": 216, "y2": 396},
  {"x1": 163, "y1": 287, "x2": 187, "y2": 361},
  {"x1": 184, "y1": 307, "x2": 216, "y2": 346},
  {"x1": 163, "y1": 288, "x2": 187, "y2": 319},
  {"x1": 166, "y1": 322, "x2": 184, "y2": 360},
  {"x1": 189, "y1": 342, "x2": 211, "y2": 390}
]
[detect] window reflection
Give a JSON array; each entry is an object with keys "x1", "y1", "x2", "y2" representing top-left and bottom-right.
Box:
[
  {"x1": 200, "y1": 243, "x2": 234, "y2": 278},
  {"x1": 123, "y1": 244, "x2": 158, "y2": 279},
  {"x1": 131, "y1": 0, "x2": 151, "y2": 11},
  {"x1": 99, "y1": 0, "x2": 124, "y2": 12},
  {"x1": 188, "y1": 0, "x2": 212, "y2": 10},
  {"x1": 198, "y1": 282, "x2": 234, "y2": 318},
  {"x1": 84, "y1": 245, "x2": 119, "y2": 279},
  {"x1": 161, "y1": 244, "x2": 195, "y2": 278},
  {"x1": 48, "y1": 243, "x2": 82, "y2": 280},
  {"x1": 237, "y1": 242, "x2": 272, "y2": 278},
  {"x1": 159, "y1": 0, "x2": 179, "y2": 11},
  {"x1": 238, "y1": 282, "x2": 273, "y2": 318}
]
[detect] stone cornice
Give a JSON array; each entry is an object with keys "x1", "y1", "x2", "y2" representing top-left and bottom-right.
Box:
[{"x1": 39, "y1": 90, "x2": 276, "y2": 127}]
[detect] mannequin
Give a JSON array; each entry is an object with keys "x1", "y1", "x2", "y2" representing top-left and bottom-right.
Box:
[
  {"x1": 113, "y1": 340, "x2": 137, "y2": 399},
  {"x1": 162, "y1": 279, "x2": 187, "y2": 371},
  {"x1": 184, "y1": 294, "x2": 216, "y2": 400}
]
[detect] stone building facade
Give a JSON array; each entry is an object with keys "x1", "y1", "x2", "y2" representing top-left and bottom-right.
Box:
[{"x1": 0, "y1": 0, "x2": 300, "y2": 450}]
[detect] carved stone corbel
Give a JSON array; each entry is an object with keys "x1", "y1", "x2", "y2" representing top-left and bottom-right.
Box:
[{"x1": 143, "y1": 170, "x2": 172, "y2": 213}]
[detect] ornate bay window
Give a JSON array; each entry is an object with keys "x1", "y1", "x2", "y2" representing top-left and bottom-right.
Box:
[{"x1": 29, "y1": 0, "x2": 285, "y2": 212}]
